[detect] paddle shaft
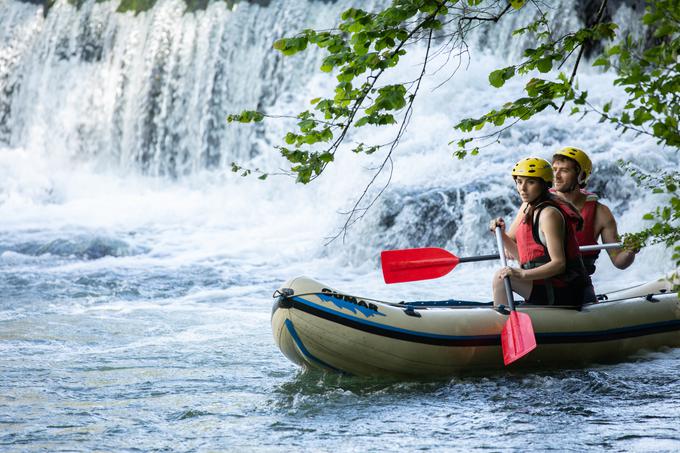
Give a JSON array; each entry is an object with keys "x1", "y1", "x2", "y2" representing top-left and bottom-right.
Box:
[
  {"x1": 461, "y1": 242, "x2": 623, "y2": 263},
  {"x1": 495, "y1": 227, "x2": 516, "y2": 311},
  {"x1": 458, "y1": 254, "x2": 503, "y2": 263},
  {"x1": 381, "y1": 243, "x2": 625, "y2": 284},
  {"x1": 579, "y1": 242, "x2": 622, "y2": 252}
]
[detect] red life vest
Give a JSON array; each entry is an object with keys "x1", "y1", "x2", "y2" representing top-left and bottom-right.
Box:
[
  {"x1": 575, "y1": 190, "x2": 598, "y2": 248},
  {"x1": 515, "y1": 196, "x2": 586, "y2": 289},
  {"x1": 549, "y1": 189, "x2": 600, "y2": 275},
  {"x1": 576, "y1": 191, "x2": 600, "y2": 273}
]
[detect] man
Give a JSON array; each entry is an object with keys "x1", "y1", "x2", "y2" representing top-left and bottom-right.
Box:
[{"x1": 550, "y1": 146, "x2": 636, "y2": 275}]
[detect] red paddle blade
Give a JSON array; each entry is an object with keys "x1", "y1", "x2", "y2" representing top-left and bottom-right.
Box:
[
  {"x1": 501, "y1": 311, "x2": 537, "y2": 365},
  {"x1": 381, "y1": 247, "x2": 459, "y2": 284}
]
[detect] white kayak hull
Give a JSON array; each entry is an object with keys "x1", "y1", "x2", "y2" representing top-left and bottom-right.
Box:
[{"x1": 271, "y1": 275, "x2": 680, "y2": 376}]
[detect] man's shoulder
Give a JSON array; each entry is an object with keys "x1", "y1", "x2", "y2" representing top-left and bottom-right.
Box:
[
  {"x1": 581, "y1": 189, "x2": 599, "y2": 202},
  {"x1": 594, "y1": 200, "x2": 616, "y2": 224}
]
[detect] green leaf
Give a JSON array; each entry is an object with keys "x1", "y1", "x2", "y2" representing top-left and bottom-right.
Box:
[
  {"x1": 510, "y1": 0, "x2": 525, "y2": 9},
  {"x1": 285, "y1": 133, "x2": 297, "y2": 145},
  {"x1": 489, "y1": 69, "x2": 506, "y2": 88},
  {"x1": 606, "y1": 44, "x2": 621, "y2": 56},
  {"x1": 592, "y1": 56, "x2": 609, "y2": 67},
  {"x1": 272, "y1": 39, "x2": 286, "y2": 51},
  {"x1": 355, "y1": 117, "x2": 370, "y2": 127},
  {"x1": 536, "y1": 58, "x2": 552, "y2": 73},
  {"x1": 319, "y1": 152, "x2": 334, "y2": 163},
  {"x1": 654, "y1": 23, "x2": 675, "y2": 38},
  {"x1": 226, "y1": 110, "x2": 264, "y2": 123}
]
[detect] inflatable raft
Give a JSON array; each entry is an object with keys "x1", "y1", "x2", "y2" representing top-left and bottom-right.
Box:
[{"x1": 271, "y1": 274, "x2": 680, "y2": 376}]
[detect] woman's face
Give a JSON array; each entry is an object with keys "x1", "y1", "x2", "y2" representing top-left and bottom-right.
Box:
[{"x1": 514, "y1": 176, "x2": 544, "y2": 203}]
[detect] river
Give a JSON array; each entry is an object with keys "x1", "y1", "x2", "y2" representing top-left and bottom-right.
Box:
[{"x1": 1, "y1": 0, "x2": 679, "y2": 451}]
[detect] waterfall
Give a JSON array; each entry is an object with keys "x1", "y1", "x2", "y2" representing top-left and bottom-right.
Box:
[
  {"x1": 0, "y1": 0, "x2": 365, "y2": 175},
  {"x1": 0, "y1": 0, "x2": 675, "y2": 287}
]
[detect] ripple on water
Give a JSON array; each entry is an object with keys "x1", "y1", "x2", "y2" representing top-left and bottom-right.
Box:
[{"x1": 0, "y1": 235, "x2": 147, "y2": 260}]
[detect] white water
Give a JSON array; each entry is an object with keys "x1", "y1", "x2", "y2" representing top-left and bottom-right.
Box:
[
  {"x1": 0, "y1": 0, "x2": 676, "y2": 302},
  {"x1": 2, "y1": 2, "x2": 680, "y2": 451}
]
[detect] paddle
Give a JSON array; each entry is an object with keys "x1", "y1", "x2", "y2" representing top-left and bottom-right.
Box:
[
  {"x1": 495, "y1": 226, "x2": 537, "y2": 365},
  {"x1": 381, "y1": 242, "x2": 622, "y2": 284},
  {"x1": 380, "y1": 248, "x2": 501, "y2": 284}
]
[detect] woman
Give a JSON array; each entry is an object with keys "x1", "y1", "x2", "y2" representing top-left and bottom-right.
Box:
[{"x1": 490, "y1": 157, "x2": 587, "y2": 307}]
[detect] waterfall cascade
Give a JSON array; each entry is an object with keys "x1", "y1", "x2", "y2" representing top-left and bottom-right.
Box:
[{"x1": 0, "y1": 0, "x2": 674, "y2": 282}]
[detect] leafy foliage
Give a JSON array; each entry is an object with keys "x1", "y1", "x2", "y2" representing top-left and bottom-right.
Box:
[
  {"x1": 621, "y1": 164, "x2": 680, "y2": 268},
  {"x1": 590, "y1": 1, "x2": 680, "y2": 148},
  {"x1": 599, "y1": 0, "x2": 679, "y2": 272},
  {"x1": 229, "y1": 0, "x2": 679, "y2": 268},
  {"x1": 115, "y1": 0, "x2": 157, "y2": 13},
  {"x1": 453, "y1": 0, "x2": 680, "y2": 275},
  {"x1": 453, "y1": 13, "x2": 619, "y2": 157},
  {"x1": 230, "y1": 0, "x2": 454, "y2": 184}
]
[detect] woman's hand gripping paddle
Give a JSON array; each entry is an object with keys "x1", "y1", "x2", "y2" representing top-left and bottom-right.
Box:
[{"x1": 495, "y1": 226, "x2": 536, "y2": 365}]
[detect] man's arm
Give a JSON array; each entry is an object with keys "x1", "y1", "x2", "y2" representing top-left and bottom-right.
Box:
[{"x1": 597, "y1": 203, "x2": 636, "y2": 269}]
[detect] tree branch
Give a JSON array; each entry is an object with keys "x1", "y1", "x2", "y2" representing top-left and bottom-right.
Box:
[
  {"x1": 325, "y1": 27, "x2": 435, "y2": 245},
  {"x1": 309, "y1": 2, "x2": 452, "y2": 183},
  {"x1": 461, "y1": 3, "x2": 512, "y2": 22},
  {"x1": 558, "y1": 0, "x2": 608, "y2": 113}
]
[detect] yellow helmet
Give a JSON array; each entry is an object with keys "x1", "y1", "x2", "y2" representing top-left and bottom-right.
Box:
[
  {"x1": 511, "y1": 157, "x2": 553, "y2": 184},
  {"x1": 553, "y1": 146, "x2": 592, "y2": 185}
]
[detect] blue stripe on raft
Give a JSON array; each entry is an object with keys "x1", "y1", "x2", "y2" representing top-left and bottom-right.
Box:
[
  {"x1": 538, "y1": 319, "x2": 680, "y2": 343},
  {"x1": 289, "y1": 295, "x2": 680, "y2": 346},
  {"x1": 284, "y1": 319, "x2": 345, "y2": 373},
  {"x1": 291, "y1": 296, "x2": 498, "y2": 344}
]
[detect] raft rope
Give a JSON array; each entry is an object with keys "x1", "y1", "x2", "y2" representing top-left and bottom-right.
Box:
[
  {"x1": 593, "y1": 291, "x2": 678, "y2": 304},
  {"x1": 274, "y1": 290, "x2": 504, "y2": 309},
  {"x1": 273, "y1": 289, "x2": 408, "y2": 308},
  {"x1": 273, "y1": 288, "x2": 678, "y2": 309}
]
